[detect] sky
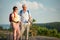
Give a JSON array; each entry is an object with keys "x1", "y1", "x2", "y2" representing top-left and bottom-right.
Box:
[{"x1": 0, "y1": 0, "x2": 60, "y2": 24}]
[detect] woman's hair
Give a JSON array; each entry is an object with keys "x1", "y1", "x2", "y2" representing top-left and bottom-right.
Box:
[{"x1": 13, "y1": 6, "x2": 17, "y2": 11}]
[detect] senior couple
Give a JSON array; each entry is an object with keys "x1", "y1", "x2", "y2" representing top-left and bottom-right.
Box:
[{"x1": 9, "y1": 4, "x2": 32, "y2": 40}]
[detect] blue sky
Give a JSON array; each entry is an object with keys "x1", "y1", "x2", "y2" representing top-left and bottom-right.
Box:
[{"x1": 0, "y1": 0, "x2": 60, "y2": 24}]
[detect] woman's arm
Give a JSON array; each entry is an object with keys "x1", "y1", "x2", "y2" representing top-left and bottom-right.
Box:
[{"x1": 11, "y1": 14, "x2": 15, "y2": 21}]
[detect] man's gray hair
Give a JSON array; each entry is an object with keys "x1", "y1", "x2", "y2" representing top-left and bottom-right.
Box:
[{"x1": 22, "y1": 4, "x2": 27, "y2": 8}]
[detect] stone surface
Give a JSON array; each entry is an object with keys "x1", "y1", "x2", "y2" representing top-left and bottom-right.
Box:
[{"x1": 6, "y1": 34, "x2": 60, "y2": 40}]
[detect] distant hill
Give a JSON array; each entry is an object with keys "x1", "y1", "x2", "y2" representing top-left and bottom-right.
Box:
[
  {"x1": 0, "y1": 24, "x2": 10, "y2": 29},
  {"x1": 34, "y1": 22, "x2": 60, "y2": 32},
  {"x1": 0, "y1": 22, "x2": 60, "y2": 32}
]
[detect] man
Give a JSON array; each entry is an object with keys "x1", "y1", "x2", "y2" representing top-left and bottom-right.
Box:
[
  {"x1": 19, "y1": 4, "x2": 32, "y2": 40},
  {"x1": 9, "y1": 6, "x2": 21, "y2": 40}
]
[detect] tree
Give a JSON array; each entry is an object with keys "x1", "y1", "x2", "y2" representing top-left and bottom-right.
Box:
[
  {"x1": 0, "y1": 26, "x2": 3, "y2": 30},
  {"x1": 32, "y1": 19, "x2": 36, "y2": 22}
]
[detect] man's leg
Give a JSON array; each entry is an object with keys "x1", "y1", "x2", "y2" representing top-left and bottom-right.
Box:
[
  {"x1": 20, "y1": 23, "x2": 26, "y2": 40},
  {"x1": 25, "y1": 23, "x2": 30, "y2": 40}
]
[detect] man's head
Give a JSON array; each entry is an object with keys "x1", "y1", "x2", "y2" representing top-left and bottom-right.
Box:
[
  {"x1": 22, "y1": 4, "x2": 27, "y2": 11},
  {"x1": 13, "y1": 6, "x2": 18, "y2": 12}
]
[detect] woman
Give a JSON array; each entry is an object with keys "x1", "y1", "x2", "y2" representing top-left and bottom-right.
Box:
[{"x1": 10, "y1": 6, "x2": 20, "y2": 40}]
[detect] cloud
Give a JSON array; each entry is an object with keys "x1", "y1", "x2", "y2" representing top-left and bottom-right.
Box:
[
  {"x1": 44, "y1": 8, "x2": 57, "y2": 12},
  {"x1": 49, "y1": 8, "x2": 56, "y2": 12},
  {"x1": 15, "y1": 0, "x2": 47, "y2": 10},
  {"x1": 15, "y1": 1, "x2": 39, "y2": 10},
  {"x1": 15, "y1": 0, "x2": 56, "y2": 12}
]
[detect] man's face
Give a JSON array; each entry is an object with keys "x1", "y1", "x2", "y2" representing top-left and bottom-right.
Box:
[{"x1": 23, "y1": 5, "x2": 27, "y2": 10}]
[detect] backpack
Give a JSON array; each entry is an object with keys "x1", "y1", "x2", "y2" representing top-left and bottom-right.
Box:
[
  {"x1": 20, "y1": 10, "x2": 29, "y2": 15},
  {"x1": 9, "y1": 13, "x2": 12, "y2": 22}
]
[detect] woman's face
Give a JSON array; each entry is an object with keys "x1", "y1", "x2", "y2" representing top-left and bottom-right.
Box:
[{"x1": 14, "y1": 8, "x2": 18, "y2": 13}]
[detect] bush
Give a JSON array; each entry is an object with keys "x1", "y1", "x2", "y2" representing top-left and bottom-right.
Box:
[
  {"x1": 56, "y1": 33, "x2": 60, "y2": 38},
  {"x1": 30, "y1": 24, "x2": 60, "y2": 38},
  {"x1": 0, "y1": 26, "x2": 3, "y2": 30}
]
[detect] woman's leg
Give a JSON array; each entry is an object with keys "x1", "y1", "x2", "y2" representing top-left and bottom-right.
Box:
[
  {"x1": 12, "y1": 23, "x2": 17, "y2": 40},
  {"x1": 16, "y1": 23, "x2": 20, "y2": 40},
  {"x1": 16, "y1": 29, "x2": 20, "y2": 40},
  {"x1": 13, "y1": 29, "x2": 17, "y2": 40}
]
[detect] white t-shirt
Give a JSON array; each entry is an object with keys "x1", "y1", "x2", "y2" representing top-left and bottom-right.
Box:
[
  {"x1": 20, "y1": 10, "x2": 31, "y2": 23},
  {"x1": 11, "y1": 12, "x2": 20, "y2": 22}
]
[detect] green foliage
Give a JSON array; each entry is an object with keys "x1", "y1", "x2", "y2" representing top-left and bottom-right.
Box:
[
  {"x1": 32, "y1": 19, "x2": 36, "y2": 22},
  {"x1": 30, "y1": 24, "x2": 60, "y2": 38},
  {"x1": 35, "y1": 22, "x2": 60, "y2": 32},
  {"x1": 8, "y1": 26, "x2": 13, "y2": 32},
  {"x1": 0, "y1": 23, "x2": 60, "y2": 38},
  {"x1": 0, "y1": 26, "x2": 3, "y2": 30},
  {"x1": 56, "y1": 33, "x2": 60, "y2": 38}
]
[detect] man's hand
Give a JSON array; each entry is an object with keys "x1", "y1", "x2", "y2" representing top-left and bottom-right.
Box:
[{"x1": 28, "y1": 18, "x2": 32, "y2": 27}]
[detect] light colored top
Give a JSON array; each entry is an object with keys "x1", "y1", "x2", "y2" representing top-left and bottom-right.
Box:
[
  {"x1": 11, "y1": 12, "x2": 20, "y2": 22},
  {"x1": 20, "y1": 10, "x2": 31, "y2": 23}
]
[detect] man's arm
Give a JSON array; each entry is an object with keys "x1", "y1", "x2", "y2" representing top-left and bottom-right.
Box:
[
  {"x1": 27, "y1": 10, "x2": 32, "y2": 22},
  {"x1": 28, "y1": 13, "x2": 32, "y2": 24},
  {"x1": 29, "y1": 15, "x2": 32, "y2": 21},
  {"x1": 28, "y1": 14, "x2": 32, "y2": 27}
]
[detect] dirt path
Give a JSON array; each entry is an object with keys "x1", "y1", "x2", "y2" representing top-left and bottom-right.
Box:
[
  {"x1": 7, "y1": 34, "x2": 60, "y2": 40},
  {"x1": 0, "y1": 30, "x2": 60, "y2": 40}
]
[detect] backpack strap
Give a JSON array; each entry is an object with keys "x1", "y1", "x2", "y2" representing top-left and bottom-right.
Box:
[
  {"x1": 20, "y1": 10, "x2": 29, "y2": 15},
  {"x1": 20, "y1": 10, "x2": 23, "y2": 16},
  {"x1": 27, "y1": 10, "x2": 29, "y2": 14}
]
